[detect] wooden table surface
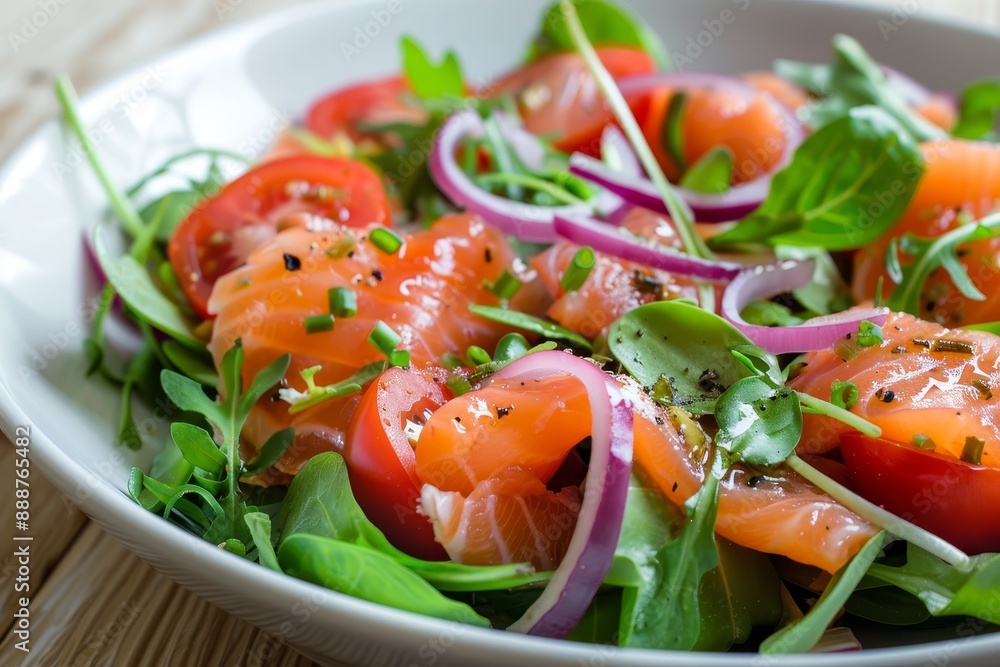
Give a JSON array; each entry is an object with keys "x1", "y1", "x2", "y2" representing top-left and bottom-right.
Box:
[{"x1": 0, "y1": 1, "x2": 997, "y2": 665}]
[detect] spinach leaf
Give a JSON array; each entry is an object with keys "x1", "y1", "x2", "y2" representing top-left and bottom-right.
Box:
[
  {"x1": 714, "y1": 376, "x2": 802, "y2": 468},
  {"x1": 953, "y1": 79, "x2": 1000, "y2": 140},
  {"x1": 760, "y1": 531, "x2": 891, "y2": 654},
  {"x1": 866, "y1": 543, "x2": 1000, "y2": 622},
  {"x1": 401, "y1": 36, "x2": 465, "y2": 100},
  {"x1": 710, "y1": 106, "x2": 924, "y2": 251},
  {"x1": 608, "y1": 300, "x2": 752, "y2": 414},
  {"x1": 564, "y1": 592, "x2": 622, "y2": 645},
  {"x1": 680, "y1": 146, "x2": 734, "y2": 194},
  {"x1": 279, "y1": 534, "x2": 490, "y2": 626},
  {"x1": 278, "y1": 453, "x2": 548, "y2": 592},
  {"x1": 526, "y1": 0, "x2": 668, "y2": 69},
  {"x1": 775, "y1": 35, "x2": 945, "y2": 142}
]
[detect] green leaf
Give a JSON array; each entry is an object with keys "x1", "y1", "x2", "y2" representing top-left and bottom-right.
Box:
[
  {"x1": 618, "y1": 467, "x2": 722, "y2": 649},
  {"x1": 679, "y1": 146, "x2": 733, "y2": 194},
  {"x1": 608, "y1": 301, "x2": 752, "y2": 415},
  {"x1": 886, "y1": 214, "x2": 1000, "y2": 316},
  {"x1": 279, "y1": 534, "x2": 489, "y2": 626},
  {"x1": 662, "y1": 92, "x2": 687, "y2": 174},
  {"x1": 866, "y1": 544, "x2": 1000, "y2": 621},
  {"x1": 161, "y1": 369, "x2": 222, "y2": 424},
  {"x1": 278, "y1": 453, "x2": 547, "y2": 592},
  {"x1": 118, "y1": 342, "x2": 157, "y2": 450},
  {"x1": 953, "y1": 79, "x2": 1000, "y2": 139},
  {"x1": 139, "y1": 189, "x2": 203, "y2": 243},
  {"x1": 93, "y1": 227, "x2": 203, "y2": 349},
  {"x1": 775, "y1": 35, "x2": 946, "y2": 142},
  {"x1": 242, "y1": 427, "x2": 294, "y2": 477},
  {"x1": 773, "y1": 245, "x2": 852, "y2": 315},
  {"x1": 468, "y1": 305, "x2": 593, "y2": 350},
  {"x1": 760, "y1": 531, "x2": 891, "y2": 654},
  {"x1": 170, "y1": 422, "x2": 226, "y2": 474},
  {"x1": 245, "y1": 512, "x2": 281, "y2": 572},
  {"x1": 729, "y1": 344, "x2": 784, "y2": 388},
  {"x1": 968, "y1": 321, "x2": 1000, "y2": 336},
  {"x1": 710, "y1": 106, "x2": 924, "y2": 251},
  {"x1": 714, "y1": 376, "x2": 802, "y2": 468},
  {"x1": 739, "y1": 301, "x2": 805, "y2": 328},
  {"x1": 400, "y1": 36, "x2": 465, "y2": 100},
  {"x1": 162, "y1": 340, "x2": 218, "y2": 387},
  {"x1": 526, "y1": 0, "x2": 669, "y2": 69}
]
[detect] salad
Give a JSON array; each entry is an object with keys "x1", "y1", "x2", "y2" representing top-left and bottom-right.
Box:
[{"x1": 57, "y1": 0, "x2": 1000, "y2": 655}]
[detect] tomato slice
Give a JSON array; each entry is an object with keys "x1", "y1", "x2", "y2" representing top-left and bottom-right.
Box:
[
  {"x1": 487, "y1": 47, "x2": 656, "y2": 156},
  {"x1": 840, "y1": 432, "x2": 1000, "y2": 554},
  {"x1": 167, "y1": 156, "x2": 392, "y2": 319},
  {"x1": 343, "y1": 367, "x2": 451, "y2": 560},
  {"x1": 305, "y1": 75, "x2": 426, "y2": 143}
]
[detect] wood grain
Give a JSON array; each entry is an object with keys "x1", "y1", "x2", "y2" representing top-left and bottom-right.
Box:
[{"x1": 0, "y1": 1, "x2": 996, "y2": 666}]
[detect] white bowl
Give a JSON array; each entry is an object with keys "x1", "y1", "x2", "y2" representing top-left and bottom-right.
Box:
[{"x1": 1, "y1": 1, "x2": 998, "y2": 665}]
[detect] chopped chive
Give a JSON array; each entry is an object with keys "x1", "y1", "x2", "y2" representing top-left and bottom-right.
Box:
[
  {"x1": 304, "y1": 314, "x2": 334, "y2": 334},
  {"x1": 560, "y1": 246, "x2": 596, "y2": 291},
  {"x1": 493, "y1": 333, "x2": 530, "y2": 363},
  {"x1": 370, "y1": 227, "x2": 404, "y2": 254},
  {"x1": 466, "y1": 345, "x2": 492, "y2": 366},
  {"x1": 388, "y1": 350, "x2": 411, "y2": 368},
  {"x1": 326, "y1": 233, "x2": 357, "y2": 259},
  {"x1": 830, "y1": 380, "x2": 859, "y2": 410},
  {"x1": 912, "y1": 434, "x2": 936, "y2": 451},
  {"x1": 856, "y1": 320, "x2": 884, "y2": 347},
  {"x1": 446, "y1": 375, "x2": 473, "y2": 396},
  {"x1": 486, "y1": 270, "x2": 523, "y2": 300},
  {"x1": 962, "y1": 436, "x2": 985, "y2": 465},
  {"x1": 369, "y1": 320, "x2": 402, "y2": 356},
  {"x1": 328, "y1": 287, "x2": 358, "y2": 318}
]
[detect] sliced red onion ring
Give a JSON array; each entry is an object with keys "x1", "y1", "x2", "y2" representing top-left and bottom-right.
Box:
[
  {"x1": 569, "y1": 72, "x2": 806, "y2": 223},
  {"x1": 721, "y1": 260, "x2": 889, "y2": 354},
  {"x1": 488, "y1": 350, "x2": 633, "y2": 638},
  {"x1": 429, "y1": 110, "x2": 621, "y2": 242},
  {"x1": 554, "y1": 213, "x2": 743, "y2": 282}
]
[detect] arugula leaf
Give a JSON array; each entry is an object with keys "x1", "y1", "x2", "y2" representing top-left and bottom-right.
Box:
[
  {"x1": 953, "y1": 79, "x2": 1000, "y2": 139},
  {"x1": 277, "y1": 453, "x2": 548, "y2": 592},
  {"x1": 279, "y1": 534, "x2": 490, "y2": 626},
  {"x1": 710, "y1": 106, "x2": 924, "y2": 251},
  {"x1": 760, "y1": 531, "x2": 891, "y2": 654},
  {"x1": 162, "y1": 340, "x2": 218, "y2": 387},
  {"x1": 526, "y1": 0, "x2": 668, "y2": 68},
  {"x1": 117, "y1": 342, "x2": 157, "y2": 450},
  {"x1": 714, "y1": 376, "x2": 802, "y2": 468},
  {"x1": 885, "y1": 213, "x2": 1000, "y2": 316},
  {"x1": 245, "y1": 512, "x2": 281, "y2": 572},
  {"x1": 680, "y1": 146, "x2": 734, "y2": 194},
  {"x1": 775, "y1": 35, "x2": 945, "y2": 142},
  {"x1": 468, "y1": 305, "x2": 593, "y2": 350},
  {"x1": 401, "y1": 36, "x2": 465, "y2": 100},
  {"x1": 93, "y1": 227, "x2": 204, "y2": 349},
  {"x1": 608, "y1": 300, "x2": 752, "y2": 414},
  {"x1": 866, "y1": 544, "x2": 1000, "y2": 622}
]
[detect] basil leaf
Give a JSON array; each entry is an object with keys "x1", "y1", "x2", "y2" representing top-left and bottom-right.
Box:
[
  {"x1": 953, "y1": 79, "x2": 1000, "y2": 139},
  {"x1": 278, "y1": 453, "x2": 547, "y2": 592},
  {"x1": 608, "y1": 301, "x2": 752, "y2": 415},
  {"x1": 527, "y1": 0, "x2": 668, "y2": 68},
  {"x1": 715, "y1": 376, "x2": 802, "y2": 468},
  {"x1": 776, "y1": 34, "x2": 945, "y2": 142},
  {"x1": 279, "y1": 534, "x2": 490, "y2": 626},
  {"x1": 760, "y1": 531, "x2": 891, "y2": 654},
  {"x1": 400, "y1": 36, "x2": 465, "y2": 100},
  {"x1": 710, "y1": 106, "x2": 924, "y2": 251},
  {"x1": 679, "y1": 145, "x2": 733, "y2": 194}
]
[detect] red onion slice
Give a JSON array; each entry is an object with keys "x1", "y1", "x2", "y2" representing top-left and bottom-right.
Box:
[
  {"x1": 429, "y1": 110, "x2": 620, "y2": 242},
  {"x1": 553, "y1": 213, "x2": 743, "y2": 282},
  {"x1": 569, "y1": 72, "x2": 806, "y2": 223},
  {"x1": 721, "y1": 260, "x2": 889, "y2": 354},
  {"x1": 488, "y1": 350, "x2": 633, "y2": 638}
]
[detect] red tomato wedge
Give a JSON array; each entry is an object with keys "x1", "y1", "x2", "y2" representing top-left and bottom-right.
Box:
[
  {"x1": 305, "y1": 75, "x2": 426, "y2": 143},
  {"x1": 487, "y1": 47, "x2": 656, "y2": 156},
  {"x1": 841, "y1": 433, "x2": 1000, "y2": 555},
  {"x1": 344, "y1": 366, "x2": 451, "y2": 560},
  {"x1": 168, "y1": 156, "x2": 393, "y2": 319}
]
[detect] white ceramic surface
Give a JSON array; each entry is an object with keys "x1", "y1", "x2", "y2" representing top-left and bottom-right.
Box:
[{"x1": 1, "y1": 1, "x2": 999, "y2": 665}]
